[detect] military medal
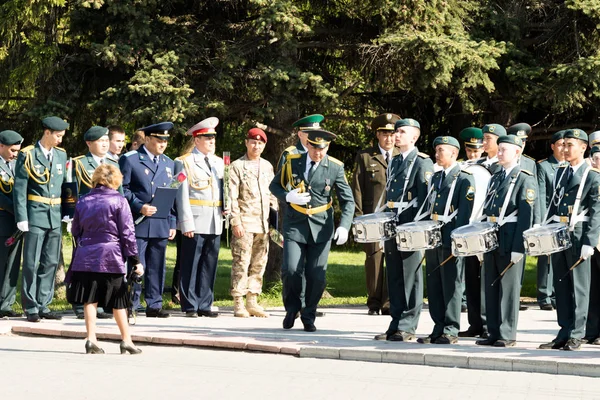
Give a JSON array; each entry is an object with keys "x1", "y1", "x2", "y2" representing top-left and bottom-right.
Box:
[
  {"x1": 144, "y1": 168, "x2": 149, "y2": 175},
  {"x1": 370, "y1": 163, "x2": 376, "y2": 179},
  {"x1": 325, "y1": 178, "x2": 331, "y2": 191},
  {"x1": 166, "y1": 166, "x2": 172, "y2": 178}
]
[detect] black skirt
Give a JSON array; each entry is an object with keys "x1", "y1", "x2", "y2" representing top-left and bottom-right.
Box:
[{"x1": 67, "y1": 271, "x2": 129, "y2": 309}]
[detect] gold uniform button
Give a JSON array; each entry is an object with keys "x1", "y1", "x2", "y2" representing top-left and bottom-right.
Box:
[
  {"x1": 391, "y1": 189, "x2": 394, "y2": 192},
  {"x1": 565, "y1": 194, "x2": 568, "y2": 197},
  {"x1": 437, "y1": 195, "x2": 440, "y2": 198},
  {"x1": 308, "y1": 186, "x2": 311, "y2": 190},
  {"x1": 152, "y1": 194, "x2": 155, "y2": 198},
  {"x1": 151, "y1": 182, "x2": 154, "y2": 185},
  {"x1": 435, "y1": 203, "x2": 438, "y2": 206},
  {"x1": 394, "y1": 179, "x2": 397, "y2": 182},
  {"x1": 50, "y1": 185, "x2": 54, "y2": 188},
  {"x1": 308, "y1": 205, "x2": 312, "y2": 209}
]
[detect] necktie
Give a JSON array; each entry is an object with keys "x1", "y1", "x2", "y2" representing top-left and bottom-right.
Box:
[
  {"x1": 308, "y1": 161, "x2": 316, "y2": 181},
  {"x1": 385, "y1": 152, "x2": 390, "y2": 165},
  {"x1": 397, "y1": 153, "x2": 404, "y2": 166},
  {"x1": 47, "y1": 152, "x2": 51, "y2": 163},
  {"x1": 6, "y1": 161, "x2": 11, "y2": 174},
  {"x1": 204, "y1": 156, "x2": 211, "y2": 171},
  {"x1": 99, "y1": 158, "x2": 104, "y2": 164},
  {"x1": 154, "y1": 155, "x2": 159, "y2": 165},
  {"x1": 565, "y1": 166, "x2": 574, "y2": 184},
  {"x1": 437, "y1": 171, "x2": 445, "y2": 190}
]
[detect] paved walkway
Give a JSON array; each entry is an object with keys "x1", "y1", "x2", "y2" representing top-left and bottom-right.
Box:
[{"x1": 2, "y1": 305, "x2": 600, "y2": 377}]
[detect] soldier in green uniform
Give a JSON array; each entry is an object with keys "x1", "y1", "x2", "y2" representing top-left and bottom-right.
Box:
[
  {"x1": 535, "y1": 130, "x2": 566, "y2": 311},
  {"x1": 70, "y1": 126, "x2": 121, "y2": 319},
  {"x1": 270, "y1": 129, "x2": 354, "y2": 332},
  {"x1": 0, "y1": 130, "x2": 24, "y2": 318},
  {"x1": 539, "y1": 129, "x2": 600, "y2": 351},
  {"x1": 476, "y1": 124, "x2": 506, "y2": 175},
  {"x1": 351, "y1": 113, "x2": 400, "y2": 315},
  {"x1": 586, "y1": 144, "x2": 600, "y2": 345},
  {"x1": 476, "y1": 135, "x2": 536, "y2": 347},
  {"x1": 14, "y1": 116, "x2": 69, "y2": 322},
  {"x1": 374, "y1": 118, "x2": 434, "y2": 341},
  {"x1": 417, "y1": 136, "x2": 474, "y2": 344},
  {"x1": 275, "y1": 114, "x2": 324, "y2": 172}
]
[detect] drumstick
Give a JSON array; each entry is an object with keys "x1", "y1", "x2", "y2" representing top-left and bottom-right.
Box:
[
  {"x1": 491, "y1": 261, "x2": 514, "y2": 286},
  {"x1": 558, "y1": 258, "x2": 584, "y2": 282},
  {"x1": 427, "y1": 255, "x2": 454, "y2": 276}
]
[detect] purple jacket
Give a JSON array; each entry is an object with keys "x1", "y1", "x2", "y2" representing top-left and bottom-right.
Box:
[{"x1": 71, "y1": 186, "x2": 138, "y2": 274}]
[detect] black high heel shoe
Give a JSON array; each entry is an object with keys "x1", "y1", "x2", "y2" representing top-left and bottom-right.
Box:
[
  {"x1": 120, "y1": 341, "x2": 142, "y2": 355},
  {"x1": 85, "y1": 340, "x2": 105, "y2": 354}
]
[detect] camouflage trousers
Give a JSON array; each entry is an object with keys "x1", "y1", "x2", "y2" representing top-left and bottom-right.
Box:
[{"x1": 230, "y1": 231, "x2": 269, "y2": 297}]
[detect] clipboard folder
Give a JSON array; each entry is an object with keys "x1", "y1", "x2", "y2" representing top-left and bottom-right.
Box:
[{"x1": 148, "y1": 187, "x2": 178, "y2": 219}]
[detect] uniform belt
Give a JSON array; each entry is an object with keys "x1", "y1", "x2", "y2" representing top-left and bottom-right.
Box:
[
  {"x1": 387, "y1": 201, "x2": 409, "y2": 209},
  {"x1": 487, "y1": 215, "x2": 518, "y2": 224},
  {"x1": 27, "y1": 194, "x2": 61, "y2": 205},
  {"x1": 290, "y1": 201, "x2": 332, "y2": 215},
  {"x1": 550, "y1": 215, "x2": 589, "y2": 224},
  {"x1": 431, "y1": 213, "x2": 454, "y2": 223},
  {"x1": 189, "y1": 199, "x2": 222, "y2": 207}
]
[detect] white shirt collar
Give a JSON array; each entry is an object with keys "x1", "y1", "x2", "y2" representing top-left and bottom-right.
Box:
[
  {"x1": 571, "y1": 159, "x2": 587, "y2": 173},
  {"x1": 38, "y1": 141, "x2": 52, "y2": 158},
  {"x1": 442, "y1": 162, "x2": 458, "y2": 174},
  {"x1": 144, "y1": 146, "x2": 158, "y2": 159},
  {"x1": 107, "y1": 151, "x2": 119, "y2": 161},
  {"x1": 503, "y1": 162, "x2": 518, "y2": 177},
  {"x1": 305, "y1": 154, "x2": 320, "y2": 178},
  {"x1": 91, "y1": 153, "x2": 105, "y2": 166},
  {"x1": 484, "y1": 155, "x2": 498, "y2": 165},
  {"x1": 401, "y1": 147, "x2": 416, "y2": 160},
  {"x1": 378, "y1": 145, "x2": 393, "y2": 159}
]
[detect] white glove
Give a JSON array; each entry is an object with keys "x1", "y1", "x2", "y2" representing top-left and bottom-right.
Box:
[
  {"x1": 476, "y1": 254, "x2": 484, "y2": 263},
  {"x1": 334, "y1": 227, "x2": 349, "y2": 245},
  {"x1": 17, "y1": 221, "x2": 28, "y2": 232},
  {"x1": 286, "y1": 188, "x2": 311, "y2": 205},
  {"x1": 510, "y1": 252, "x2": 524, "y2": 264},
  {"x1": 533, "y1": 224, "x2": 541, "y2": 229},
  {"x1": 581, "y1": 245, "x2": 595, "y2": 260}
]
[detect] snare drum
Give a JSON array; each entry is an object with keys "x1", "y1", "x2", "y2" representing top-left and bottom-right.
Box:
[
  {"x1": 451, "y1": 222, "x2": 498, "y2": 257},
  {"x1": 523, "y1": 223, "x2": 571, "y2": 256},
  {"x1": 396, "y1": 221, "x2": 442, "y2": 251},
  {"x1": 352, "y1": 212, "x2": 397, "y2": 243}
]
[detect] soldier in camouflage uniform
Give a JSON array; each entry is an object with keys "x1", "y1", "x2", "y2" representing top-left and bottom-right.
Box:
[{"x1": 229, "y1": 128, "x2": 277, "y2": 318}]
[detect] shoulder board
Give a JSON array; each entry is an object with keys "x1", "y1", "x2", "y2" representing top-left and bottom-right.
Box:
[
  {"x1": 20, "y1": 145, "x2": 34, "y2": 153},
  {"x1": 328, "y1": 156, "x2": 344, "y2": 166},
  {"x1": 105, "y1": 157, "x2": 119, "y2": 165},
  {"x1": 162, "y1": 154, "x2": 173, "y2": 161},
  {"x1": 55, "y1": 146, "x2": 66, "y2": 153},
  {"x1": 287, "y1": 154, "x2": 302, "y2": 160},
  {"x1": 558, "y1": 164, "x2": 567, "y2": 168},
  {"x1": 459, "y1": 169, "x2": 472, "y2": 175},
  {"x1": 73, "y1": 155, "x2": 85, "y2": 160},
  {"x1": 521, "y1": 169, "x2": 534, "y2": 176},
  {"x1": 537, "y1": 158, "x2": 547, "y2": 164},
  {"x1": 123, "y1": 150, "x2": 138, "y2": 158},
  {"x1": 175, "y1": 152, "x2": 192, "y2": 162},
  {"x1": 590, "y1": 168, "x2": 600, "y2": 174},
  {"x1": 523, "y1": 154, "x2": 535, "y2": 161},
  {"x1": 457, "y1": 158, "x2": 464, "y2": 163},
  {"x1": 283, "y1": 146, "x2": 296, "y2": 153},
  {"x1": 417, "y1": 152, "x2": 430, "y2": 158}
]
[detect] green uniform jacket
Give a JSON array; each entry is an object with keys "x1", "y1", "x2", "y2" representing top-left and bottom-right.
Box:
[
  {"x1": 0, "y1": 160, "x2": 16, "y2": 236},
  {"x1": 352, "y1": 145, "x2": 400, "y2": 216},
  {"x1": 386, "y1": 148, "x2": 434, "y2": 224},
  {"x1": 276, "y1": 140, "x2": 306, "y2": 172},
  {"x1": 483, "y1": 166, "x2": 536, "y2": 255},
  {"x1": 428, "y1": 164, "x2": 475, "y2": 248},
  {"x1": 269, "y1": 153, "x2": 355, "y2": 244},
  {"x1": 14, "y1": 143, "x2": 67, "y2": 229},
  {"x1": 72, "y1": 152, "x2": 122, "y2": 197},
  {"x1": 536, "y1": 154, "x2": 562, "y2": 221}
]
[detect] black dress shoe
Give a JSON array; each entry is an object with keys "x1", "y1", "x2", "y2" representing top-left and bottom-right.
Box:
[
  {"x1": 283, "y1": 312, "x2": 296, "y2": 329},
  {"x1": 436, "y1": 334, "x2": 458, "y2": 345},
  {"x1": 461, "y1": 305, "x2": 468, "y2": 313},
  {"x1": 417, "y1": 335, "x2": 437, "y2": 344},
  {"x1": 388, "y1": 331, "x2": 415, "y2": 342},
  {"x1": 197, "y1": 310, "x2": 218, "y2": 318},
  {"x1": 538, "y1": 340, "x2": 566, "y2": 350},
  {"x1": 540, "y1": 304, "x2": 553, "y2": 311},
  {"x1": 26, "y1": 313, "x2": 40, "y2": 323},
  {"x1": 120, "y1": 341, "x2": 142, "y2": 355},
  {"x1": 476, "y1": 338, "x2": 497, "y2": 346},
  {"x1": 593, "y1": 338, "x2": 600, "y2": 346},
  {"x1": 381, "y1": 308, "x2": 390, "y2": 315},
  {"x1": 97, "y1": 312, "x2": 113, "y2": 319},
  {"x1": 315, "y1": 311, "x2": 325, "y2": 317},
  {"x1": 493, "y1": 339, "x2": 516, "y2": 347},
  {"x1": 374, "y1": 331, "x2": 394, "y2": 341},
  {"x1": 185, "y1": 311, "x2": 198, "y2": 318},
  {"x1": 146, "y1": 308, "x2": 171, "y2": 318},
  {"x1": 458, "y1": 329, "x2": 482, "y2": 338},
  {"x1": 368, "y1": 309, "x2": 379, "y2": 316},
  {"x1": 303, "y1": 322, "x2": 317, "y2": 332},
  {"x1": 0, "y1": 310, "x2": 22, "y2": 318},
  {"x1": 85, "y1": 340, "x2": 105, "y2": 354},
  {"x1": 563, "y1": 338, "x2": 582, "y2": 351},
  {"x1": 76, "y1": 312, "x2": 85, "y2": 320},
  {"x1": 39, "y1": 311, "x2": 62, "y2": 320},
  {"x1": 519, "y1": 304, "x2": 529, "y2": 311}
]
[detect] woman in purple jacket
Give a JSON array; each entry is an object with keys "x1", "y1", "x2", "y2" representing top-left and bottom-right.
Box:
[{"x1": 68, "y1": 164, "x2": 144, "y2": 354}]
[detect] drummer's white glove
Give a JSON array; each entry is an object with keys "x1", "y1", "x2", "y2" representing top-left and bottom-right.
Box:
[
  {"x1": 17, "y1": 221, "x2": 28, "y2": 232},
  {"x1": 581, "y1": 245, "x2": 595, "y2": 260},
  {"x1": 476, "y1": 254, "x2": 484, "y2": 263},
  {"x1": 286, "y1": 188, "x2": 311, "y2": 205},
  {"x1": 533, "y1": 224, "x2": 541, "y2": 229},
  {"x1": 510, "y1": 252, "x2": 524, "y2": 264},
  {"x1": 334, "y1": 227, "x2": 349, "y2": 245}
]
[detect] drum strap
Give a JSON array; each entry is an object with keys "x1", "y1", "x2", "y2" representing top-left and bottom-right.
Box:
[
  {"x1": 570, "y1": 166, "x2": 591, "y2": 231},
  {"x1": 497, "y1": 174, "x2": 518, "y2": 226},
  {"x1": 384, "y1": 150, "x2": 418, "y2": 216},
  {"x1": 543, "y1": 166, "x2": 568, "y2": 225}
]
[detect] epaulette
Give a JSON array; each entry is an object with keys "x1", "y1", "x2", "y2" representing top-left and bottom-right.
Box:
[
  {"x1": 123, "y1": 150, "x2": 138, "y2": 158},
  {"x1": 20, "y1": 145, "x2": 34, "y2": 153},
  {"x1": 590, "y1": 168, "x2": 600, "y2": 174},
  {"x1": 460, "y1": 169, "x2": 472, "y2": 175},
  {"x1": 105, "y1": 157, "x2": 119, "y2": 165},
  {"x1": 175, "y1": 152, "x2": 192, "y2": 162},
  {"x1": 521, "y1": 169, "x2": 534, "y2": 176},
  {"x1": 287, "y1": 153, "x2": 302, "y2": 160},
  {"x1": 328, "y1": 156, "x2": 344, "y2": 166},
  {"x1": 72, "y1": 155, "x2": 85, "y2": 160},
  {"x1": 162, "y1": 154, "x2": 173, "y2": 161},
  {"x1": 558, "y1": 164, "x2": 568, "y2": 168},
  {"x1": 537, "y1": 158, "x2": 547, "y2": 164},
  {"x1": 55, "y1": 146, "x2": 66, "y2": 153},
  {"x1": 523, "y1": 154, "x2": 536, "y2": 161},
  {"x1": 283, "y1": 146, "x2": 296, "y2": 154},
  {"x1": 417, "y1": 152, "x2": 430, "y2": 158}
]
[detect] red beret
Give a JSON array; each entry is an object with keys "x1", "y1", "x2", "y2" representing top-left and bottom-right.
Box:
[{"x1": 247, "y1": 128, "x2": 267, "y2": 143}]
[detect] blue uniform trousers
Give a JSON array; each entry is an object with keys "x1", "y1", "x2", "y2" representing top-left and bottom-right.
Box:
[{"x1": 130, "y1": 237, "x2": 168, "y2": 310}]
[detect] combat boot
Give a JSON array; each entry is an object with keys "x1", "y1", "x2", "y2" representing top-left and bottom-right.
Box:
[
  {"x1": 246, "y1": 293, "x2": 269, "y2": 318},
  {"x1": 233, "y1": 296, "x2": 250, "y2": 318}
]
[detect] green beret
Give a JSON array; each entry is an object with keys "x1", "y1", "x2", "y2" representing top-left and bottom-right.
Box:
[
  {"x1": 370, "y1": 113, "x2": 401, "y2": 132},
  {"x1": 0, "y1": 130, "x2": 23, "y2": 146},
  {"x1": 591, "y1": 146, "x2": 600, "y2": 156},
  {"x1": 394, "y1": 118, "x2": 420, "y2": 130},
  {"x1": 589, "y1": 130, "x2": 600, "y2": 146},
  {"x1": 84, "y1": 126, "x2": 109, "y2": 142},
  {"x1": 433, "y1": 136, "x2": 460, "y2": 150},
  {"x1": 551, "y1": 130, "x2": 566, "y2": 144},
  {"x1": 482, "y1": 123, "x2": 506, "y2": 137},
  {"x1": 42, "y1": 116, "x2": 69, "y2": 131},
  {"x1": 459, "y1": 127, "x2": 483, "y2": 149},
  {"x1": 564, "y1": 128, "x2": 588, "y2": 143},
  {"x1": 507, "y1": 123, "x2": 531, "y2": 139},
  {"x1": 292, "y1": 114, "x2": 324, "y2": 130},
  {"x1": 497, "y1": 134, "x2": 523, "y2": 148},
  {"x1": 306, "y1": 129, "x2": 337, "y2": 149}
]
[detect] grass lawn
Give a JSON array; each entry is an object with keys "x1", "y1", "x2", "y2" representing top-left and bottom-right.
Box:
[{"x1": 10, "y1": 238, "x2": 540, "y2": 313}]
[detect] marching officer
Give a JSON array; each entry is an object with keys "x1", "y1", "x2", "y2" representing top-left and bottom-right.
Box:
[
  {"x1": 120, "y1": 122, "x2": 176, "y2": 318},
  {"x1": 476, "y1": 135, "x2": 536, "y2": 347},
  {"x1": 14, "y1": 116, "x2": 69, "y2": 322},
  {"x1": 175, "y1": 117, "x2": 224, "y2": 318},
  {"x1": 0, "y1": 130, "x2": 24, "y2": 318},
  {"x1": 418, "y1": 136, "x2": 474, "y2": 344},
  {"x1": 270, "y1": 129, "x2": 354, "y2": 332},
  {"x1": 539, "y1": 129, "x2": 600, "y2": 351},
  {"x1": 477, "y1": 123, "x2": 506, "y2": 174},
  {"x1": 374, "y1": 118, "x2": 434, "y2": 342},
  {"x1": 276, "y1": 114, "x2": 323, "y2": 172},
  {"x1": 351, "y1": 113, "x2": 400, "y2": 315},
  {"x1": 458, "y1": 127, "x2": 488, "y2": 338},
  {"x1": 535, "y1": 130, "x2": 566, "y2": 311}
]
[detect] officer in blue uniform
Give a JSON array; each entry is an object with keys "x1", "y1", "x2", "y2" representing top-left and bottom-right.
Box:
[{"x1": 119, "y1": 122, "x2": 177, "y2": 318}]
